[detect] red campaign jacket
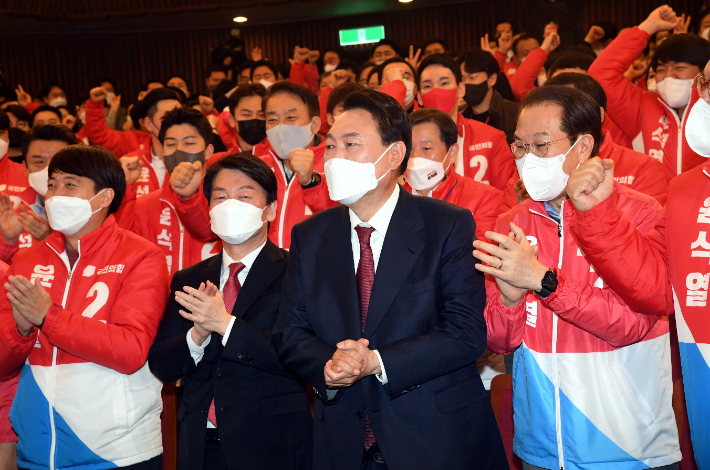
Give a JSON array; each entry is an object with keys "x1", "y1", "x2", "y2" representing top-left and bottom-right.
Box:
[
  {"x1": 116, "y1": 183, "x2": 222, "y2": 277},
  {"x1": 589, "y1": 27, "x2": 706, "y2": 182},
  {"x1": 603, "y1": 116, "x2": 634, "y2": 150},
  {"x1": 503, "y1": 60, "x2": 518, "y2": 78},
  {"x1": 290, "y1": 62, "x2": 320, "y2": 95},
  {"x1": 83, "y1": 99, "x2": 152, "y2": 157},
  {"x1": 404, "y1": 171, "x2": 508, "y2": 243},
  {"x1": 454, "y1": 114, "x2": 515, "y2": 192},
  {"x1": 122, "y1": 144, "x2": 163, "y2": 197},
  {"x1": 486, "y1": 183, "x2": 664, "y2": 357},
  {"x1": 380, "y1": 80, "x2": 421, "y2": 111},
  {"x1": 508, "y1": 47, "x2": 548, "y2": 103},
  {"x1": 0, "y1": 156, "x2": 41, "y2": 263},
  {"x1": 318, "y1": 86, "x2": 331, "y2": 136},
  {"x1": 501, "y1": 130, "x2": 669, "y2": 208},
  {"x1": 171, "y1": 141, "x2": 327, "y2": 250},
  {"x1": 494, "y1": 50, "x2": 508, "y2": 71},
  {"x1": 216, "y1": 110, "x2": 240, "y2": 154}
]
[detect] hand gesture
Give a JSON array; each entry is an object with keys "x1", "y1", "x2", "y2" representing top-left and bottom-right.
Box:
[
  {"x1": 198, "y1": 95, "x2": 214, "y2": 115},
  {"x1": 109, "y1": 94, "x2": 121, "y2": 112},
  {"x1": 251, "y1": 47, "x2": 264, "y2": 61},
  {"x1": 674, "y1": 13, "x2": 692, "y2": 34},
  {"x1": 119, "y1": 156, "x2": 144, "y2": 185},
  {"x1": 170, "y1": 161, "x2": 203, "y2": 199},
  {"x1": 290, "y1": 149, "x2": 316, "y2": 185},
  {"x1": 473, "y1": 223, "x2": 546, "y2": 306},
  {"x1": 62, "y1": 113, "x2": 77, "y2": 129},
  {"x1": 541, "y1": 32, "x2": 561, "y2": 53},
  {"x1": 0, "y1": 194, "x2": 23, "y2": 244},
  {"x1": 15, "y1": 85, "x2": 32, "y2": 107},
  {"x1": 4, "y1": 275, "x2": 53, "y2": 331},
  {"x1": 324, "y1": 338, "x2": 380, "y2": 388},
  {"x1": 175, "y1": 284, "x2": 232, "y2": 337},
  {"x1": 480, "y1": 34, "x2": 497, "y2": 56},
  {"x1": 385, "y1": 67, "x2": 406, "y2": 83},
  {"x1": 639, "y1": 5, "x2": 680, "y2": 36},
  {"x1": 585, "y1": 25, "x2": 606, "y2": 44},
  {"x1": 90, "y1": 86, "x2": 107, "y2": 102},
  {"x1": 624, "y1": 58, "x2": 648, "y2": 82},
  {"x1": 498, "y1": 33, "x2": 513, "y2": 54},
  {"x1": 514, "y1": 179, "x2": 530, "y2": 204},
  {"x1": 308, "y1": 49, "x2": 320, "y2": 66},
  {"x1": 293, "y1": 46, "x2": 310, "y2": 64},
  {"x1": 406, "y1": 45, "x2": 422, "y2": 72},
  {"x1": 18, "y1": 206, "x2": 52, "y2": 242},
  {"x1": 330, "y1": 69, "x2": 351, "y2": 88},
  {"x1": 566, "y1": 157, "x2": 615, "y2": 211}
]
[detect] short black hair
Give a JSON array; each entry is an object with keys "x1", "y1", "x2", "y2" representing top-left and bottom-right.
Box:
[
  {"x1": 228, "y1": 83, "x2": 267, "y2": 117},
  {"x1": 547, "y1": 53, "x2": 595, "y2": 77},
  {"x1": 203, "y1": 152, "x2": 278, "y2": 205},
  {"x1": 341, "y1": 89, "x2": 412, "y2": 175},
  {"x1": 327, "y1": 82, "x2": 365, "y2": 115},
  {"x1": 371, "y1": 39, "x2": 399, "y2": 58},
  {"x1": 409, "y1": 108, "x2": 458, "y2": 149},
  {"x1": 140, "y1": 88, "x2": 182, "y2": 120},
  {"x1": 142, "y1": 78, "x2": 164, "y2": 91},
  {"x1": 512, "y1": 34, "x2": 538, "y2": 57},
  {"x1": 30, "y1": 106, "x2": 62, "y2": 126},
  {"x1": 373, "y1": 57, "x2": 417, "y2": 85},
  {"x1": 250, "y1": 60, "x2": 279, "y2": 82},
  {"x1": 336, "y1": 59, "x2": 360, "y2": 75},
  {"x1": 0, "y1": 109, "x2": 9, "y2": 131},
  {"x1": 417, "y1": 53, "x2": 462, "y2": 87},
  {"x1": 96, "y1": 77, "x2": 117, "y2": 91},
  {"x1": 48, "y1": 145, "x2": 126, "y2": 216},
  {"x1": 5, "y1": 104, "x2": 30, "y2": 125},
  {"x1": 456, "y1": 48, "x2": 501, "y2": 77},
  {"x1": 205, "y1": 63, "x2": 228, "y2": 79},
  {"x1": 159, "y1": 107, "x2": 213, "y2": 146},
  {"x1": 22, "y1": 124, "x2": 78, "y2": 160},
  {"x1": 167, "y1": 73, "x2": 191, "y2": 90},
  {"x1": 422, "y1": 38, "x2": 449, "y2": 52},
  {"x1": 263, "y1": 82, "x2": 319, "y2": 119},
  {"x1": 545, "y1": 72, "x2": 607, "y2": 111},
  {"x1": 324, "y1": 47, "x2": 345, "y2": 59},
  {"x1": 520, "y1": 86, "x2": 602, "y2": 158},
  {"x1": 652, "y1": 33, "x2": 710, "y2": 70},
  {"x1": 39, "y1": 83, "x2": 65, "y2": 100}
]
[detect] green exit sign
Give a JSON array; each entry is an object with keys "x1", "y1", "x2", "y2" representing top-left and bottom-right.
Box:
[{"x1": 339, "y1": 26, "x2": 385, "y2": 46}]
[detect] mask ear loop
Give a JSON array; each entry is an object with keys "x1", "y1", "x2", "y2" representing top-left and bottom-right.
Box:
[{"x1": 374, "y1": 142, "x2": 397, "y2": 182}]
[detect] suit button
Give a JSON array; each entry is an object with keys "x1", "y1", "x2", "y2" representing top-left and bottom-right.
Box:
[
  {"x1": 237, "y1": 353, "x2": 243, "y2": 360},
  {"x1": 216, "y1": 369, "x2": 222, "y2": 377},
  {"x1": 247, "y1": 356, "x2": 254, "y2": 364},
  {"x1": 356, "y1": 411, "x2": 363, "y2": 419}
]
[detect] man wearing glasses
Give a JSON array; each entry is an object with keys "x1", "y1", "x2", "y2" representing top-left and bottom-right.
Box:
[
  {"x1": 564, "y1": 58, "x2": 710, "y2": 468},
  {"x1": 473, "y1": 85, "x2": 681, "y2": 470}
]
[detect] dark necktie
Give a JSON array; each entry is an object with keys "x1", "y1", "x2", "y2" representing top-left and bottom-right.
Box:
[
  {"x1": 355, "y1": 225, "x2": 376, "y2": 450},
  {"x1": 208, "y1": 261, "x2": 245, "y2": 427}
]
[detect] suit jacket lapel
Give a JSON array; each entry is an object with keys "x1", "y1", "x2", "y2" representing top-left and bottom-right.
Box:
[
  {"x1": 232, "y1": 240, "x2": 287, "y2": 319},
  {"x1": 364, "y1": 190, "x2": 425, "y2": 338},
  {"x1": 317, "y1": 207, "x2": 362, "y2": 340}
]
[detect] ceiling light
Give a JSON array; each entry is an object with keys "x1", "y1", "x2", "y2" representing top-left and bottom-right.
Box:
[
  {"x1": 233, "y1": 16, "x2": 247, "y2": 22},
  {"x1": 399, "y1": 0, "x2": 413, "y2": 3}
]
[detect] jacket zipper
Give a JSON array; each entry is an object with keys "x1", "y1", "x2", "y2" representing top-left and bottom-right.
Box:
[
  {"x1": 658, "y1": 98, "x2": 687, "y2": 176},
  {"x1": 273, "y1": 151, "x2": 290, "y2": 249},
  {"x1": 46, "y1": 241, "x2": 81, "y2": 470}
]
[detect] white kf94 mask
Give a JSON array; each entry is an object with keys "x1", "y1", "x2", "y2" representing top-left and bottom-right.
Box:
[
  {"x1": 324, "y1": 143, "x2": 394, "y2": 204},
  {"x1": 45, "y1": 189, "x2": 106, "y2": 235},
  {"x1": 515, "y1": 136, "x2": 581, "y2": 202},
  {"x1": 210, "y1": 199, "x2": 267, "y2": 245}
]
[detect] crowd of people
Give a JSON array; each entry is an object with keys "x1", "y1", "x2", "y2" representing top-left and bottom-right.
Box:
[{"x1": 0, "y1": 3, "x2": 709, "y2": 470}]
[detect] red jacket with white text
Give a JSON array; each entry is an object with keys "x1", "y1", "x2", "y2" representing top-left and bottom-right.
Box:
[{"x1": 0, "y1": 156, "x2": 42, "y2": 263}]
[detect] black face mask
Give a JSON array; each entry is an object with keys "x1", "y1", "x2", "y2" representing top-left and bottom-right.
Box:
[
  {"x1": 163, "y1": 149, "x2": 206, "y2": 175},
  {"x1": 237, "y1": 119, "x2": 266, "y2": 146},
  {"x1": 463, "y1": 82, "x2": 490, "y2": 107}
]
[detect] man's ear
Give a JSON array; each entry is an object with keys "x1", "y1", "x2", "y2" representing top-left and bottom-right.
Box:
[
  {"x1": 446, "y1": 142, "x2": 459, "y2": 169},
  {"x1": 389, "y1": 141, "x2": 406, "y2": 171},
  {"x1": 600, "y1": 107, "x2": 606, "y2": 125},
  {"x1": 456, "y1": 82, "x2": 466, "y2": 100},
  {"x1": 228, "y1": 114, "x2": 237, "y2": 129},
  {"x1": 310, "y1": 116, "x2": 321, "y2": 134},
  {"x1": 204, "y1": 144, "x2": 214, "y2": 164},
  {"x1": 327, "y1": 113, "x2": 334, "y2": 127},
  {"x1": 266, "y1": 200, "x2": 278, "y2": 222},
  {"x1": 488, "y1": 73, "x2": 498, "y2": 88},
  {"x1": 578, "y1": 134, "x2": 595, "y2": 164},
  {"x1": 99, "y1": 188, "x2": 115, "y2": 211}
]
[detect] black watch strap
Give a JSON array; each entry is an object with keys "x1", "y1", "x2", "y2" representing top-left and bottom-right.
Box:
[
  {"x1": 535, "y1": 269, "x2": 558, "y2": 299},
  {"x1": 301, "y1": 172, "x2": 321, "y2": 189}
]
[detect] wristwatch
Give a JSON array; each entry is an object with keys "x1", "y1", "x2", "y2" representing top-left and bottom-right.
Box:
[
  {"x1": 535, "y1": 269, "x2": 558, "y2": 299},
  {"x1": 301, "y1": 171, "x2": 321, "y2": 189}
]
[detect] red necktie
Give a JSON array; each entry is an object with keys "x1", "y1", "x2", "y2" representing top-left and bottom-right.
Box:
[
  {"x1": 355, "y1": 226, "x2": 376, "y2": 450},
  {"x1": 208, "y1": 261, "x2": 245, "y2": 427}
]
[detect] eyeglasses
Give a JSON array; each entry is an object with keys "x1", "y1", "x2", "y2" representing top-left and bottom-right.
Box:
[
  {"x1": 695, "y1": 73, "x2": 709, "y2": 97},
  {"x1": 510, "y1": 136, "x2": 569, "y2": 159}
]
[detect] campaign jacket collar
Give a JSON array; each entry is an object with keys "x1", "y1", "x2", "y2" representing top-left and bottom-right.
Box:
[
  {"x1": 46, "y1": 214, "x2": 118, "y2": 261},
  {"x1": 431, "y1": 171, "x2": 458, "y2": 201}
]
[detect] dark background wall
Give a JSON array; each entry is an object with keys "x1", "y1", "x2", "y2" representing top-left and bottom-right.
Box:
[{"x1": 0, "y1": 0, "x2": 701, "y2": 108}]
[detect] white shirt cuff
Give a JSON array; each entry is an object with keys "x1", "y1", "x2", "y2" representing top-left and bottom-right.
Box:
[
  {"x1": 186, "y1": 328, "x2": 212, "y2": 365},
  {"x1": 374, "y1": 350, "x2": 388, "y2": 385},
  {"x1": 222, "y1": 317, "x2": 236, "y2": 346}
]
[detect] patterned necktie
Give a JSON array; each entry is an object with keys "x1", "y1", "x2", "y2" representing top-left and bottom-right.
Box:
[
  {"x1": 355, "y1": 225, "x2": 376, "y2": 450},
  {"x1": 208, "y1": 261, "x2": 245, "y2": 427}
]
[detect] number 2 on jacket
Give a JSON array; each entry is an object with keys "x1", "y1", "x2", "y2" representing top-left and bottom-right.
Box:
[{"x1": 82, "y1": 282, "x2": 109, "y2": 318}]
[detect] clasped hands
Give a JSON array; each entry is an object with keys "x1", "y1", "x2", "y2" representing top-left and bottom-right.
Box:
[
  {"x1": 175, "y1": 281, "x2": 232, "y2": 346},
  {"x1": 324, "y1": 338, "x2": 381, "y2": 388},
  {"x1": 5, "y1": 275, "x2": 53, "y2": 337}
]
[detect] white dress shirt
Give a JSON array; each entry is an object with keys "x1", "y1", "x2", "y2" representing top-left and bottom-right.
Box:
[
  {"x1": 149, "y1": 147, "x2": 166, "y2": 187},
  {"x1": 347, "y1": 184, "x2": 400, "y2": 386}
]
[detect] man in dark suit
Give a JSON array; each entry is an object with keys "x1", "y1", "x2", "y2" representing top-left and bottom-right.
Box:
[
  {"x1": 148, "y1": 154, "x2": 312, "y2": 470},
  {"x1": 273, "y1": 89, "x2": 507, "y2": 470}
]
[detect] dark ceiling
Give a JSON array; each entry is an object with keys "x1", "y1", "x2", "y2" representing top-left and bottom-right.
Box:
[{"x1": 0, "y1": 0, "x2": 478, "y2": 34}]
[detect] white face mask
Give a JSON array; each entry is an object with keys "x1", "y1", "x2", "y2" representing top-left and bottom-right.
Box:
[
  {"x1": 647, "y1": 77, "x2": 658, "y2": 93},
  {"x1": 324, "y1": 64, "x2": 337, "y2": 73},
  {"x1": 105, "y1": 92, "x2": 115, "y2": 104},
  {"x1": 656, "y1": 77, "x2": 693, "y2": 108},
  {"x1": 406, "y1": 157, "x2": 450, "y2": 191},
  {"x1": 374, "y1": 60, "x2": 385, "y2": 66},
  {"x1": 0, "y1": 138, "x2": 8, "y2": 158},
  {"x1": 324, "y1": 143, "x2": 394, "y2": 204},
  {"x1": 403, "y1": 80, "x2": 415, "y2": 109},
  {"x1": 78, "y1": 110, "x2": 86, "y2": 124},
  {"x1": 48, "y1": 97, "x2": 67, "y2": 108},
  {"x1": 266, "y1": 121, "x2": 315, "y2": 160},
  {"x1": 28, "y1": 167, "x2": 49, "y2": 197},
  {"x1": 702, "y1": 27, "x2": 710, "y2": 41},
  {"x1": 685, "y1": 98, "x2": 710, "y2": 157},
  {"x1": 516, "y1": 136, "x2": 581, "y2": 202},
  {"x1": 45, "y1": 189, "x2": 106, "y2": 235},
  {"x1": 259, "y1": 79, "x2": 274, "y2": 90},
  {"x1": 537, "y1": 72, "x2": 548, "y2": 87},
  {"x1": 210, "y1": 199, "x2": 267, "y2": 245}
]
